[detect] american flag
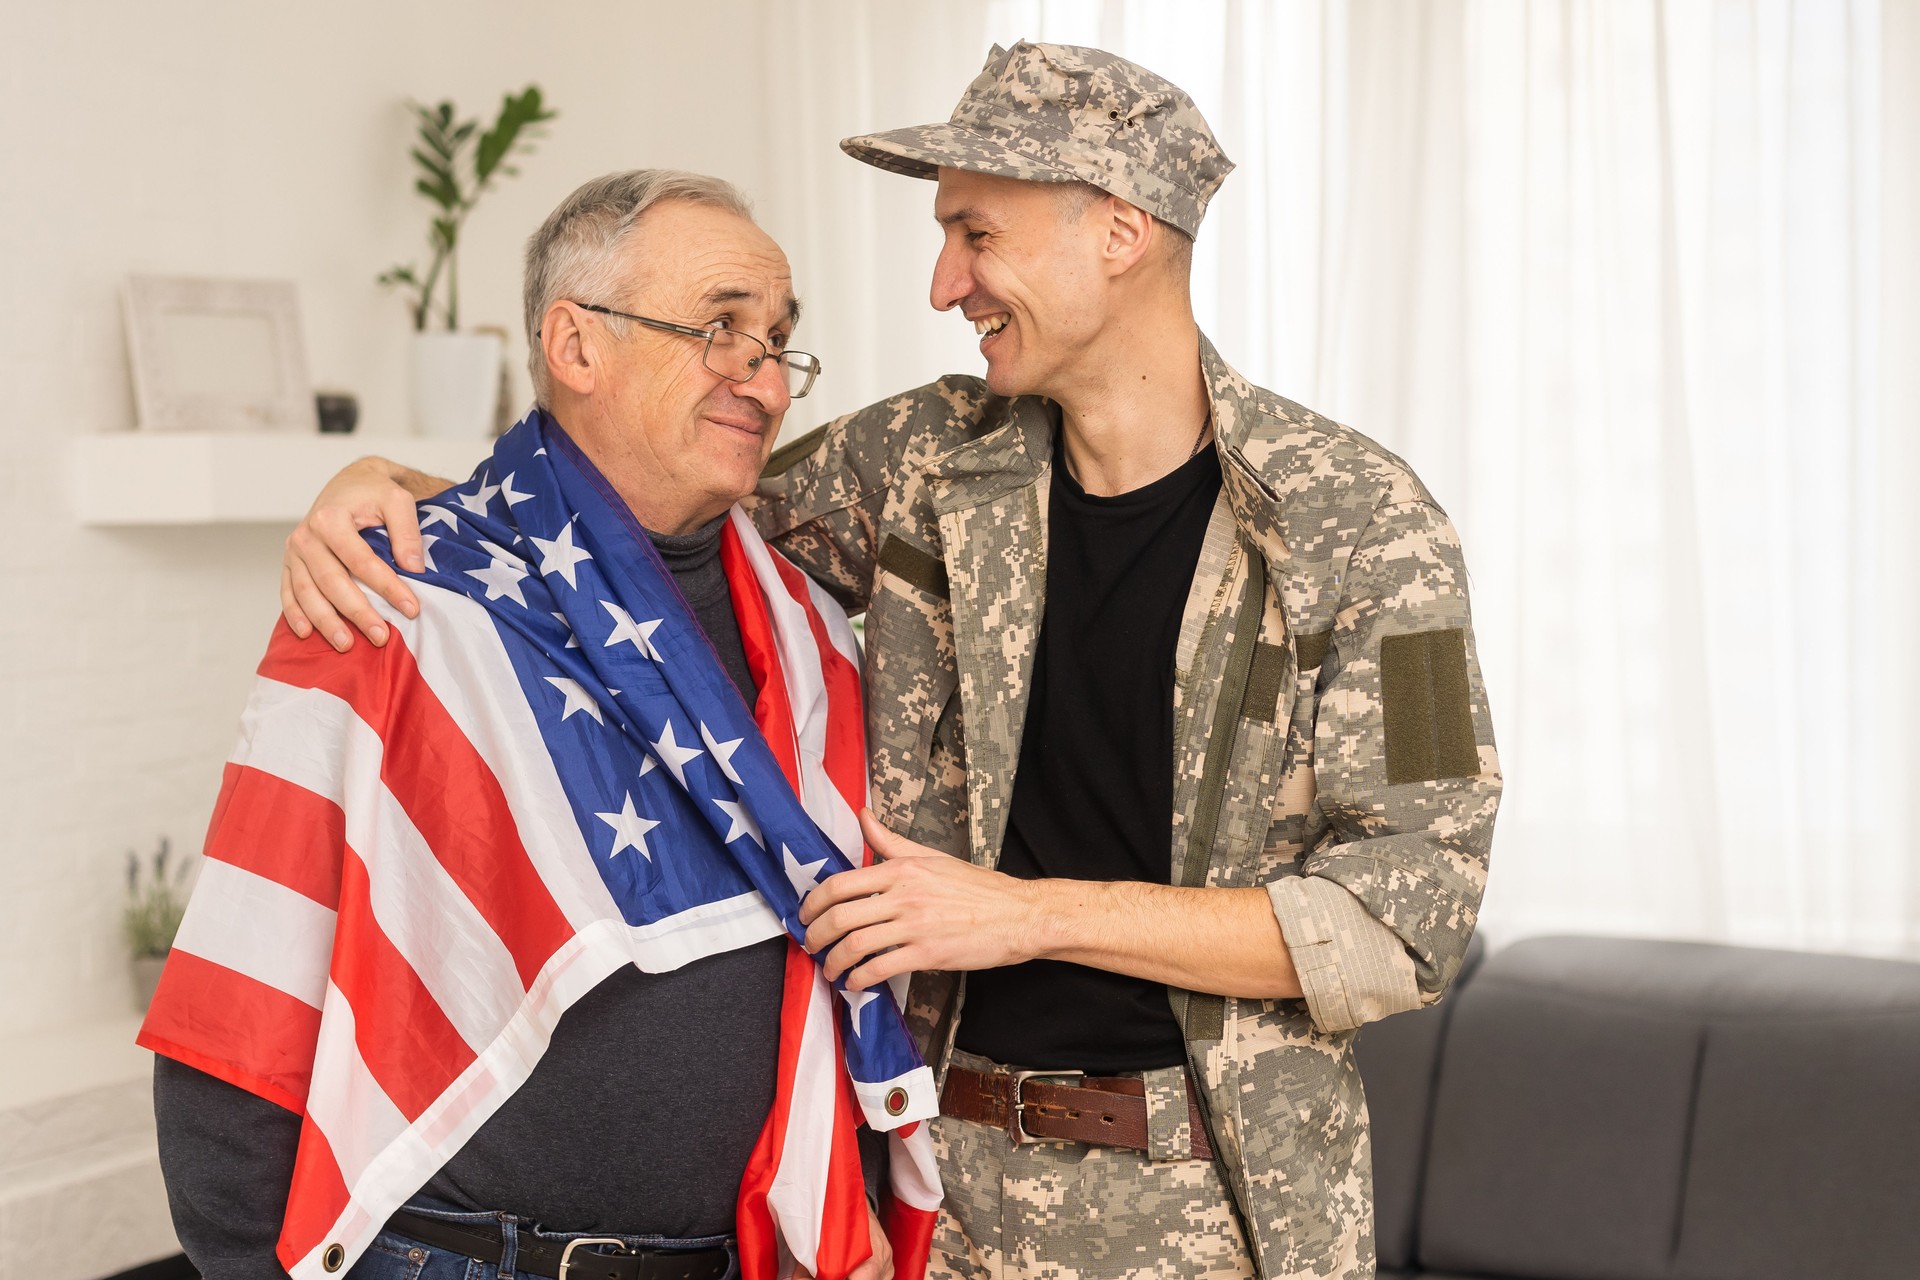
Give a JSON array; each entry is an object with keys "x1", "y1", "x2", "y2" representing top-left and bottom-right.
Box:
[{"x1": 139, "y1": 411, "x2": 941, "y2": 1280}]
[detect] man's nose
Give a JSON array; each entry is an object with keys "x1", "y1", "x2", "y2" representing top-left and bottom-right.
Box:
[
  {"x1": 735, "y1": 352, "x2": 791, "y2": 417},
  {"x1": 930, "y1": 241, "x2": 971, "y2": 313}
]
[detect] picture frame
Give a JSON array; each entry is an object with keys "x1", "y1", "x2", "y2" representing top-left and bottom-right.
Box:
[{"x1": 122, "y1": 275, "x2": 318, "y2": 432}]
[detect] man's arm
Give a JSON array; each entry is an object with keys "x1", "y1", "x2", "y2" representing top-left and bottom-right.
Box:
[
  {"x1": 279, "y1": 458, "x2": 448, "y2": 651},
  {"x1": 1262, "y1": 496, "x2": 1499, "y2": 1030},
  {"x1": 275, "y1": 375, "x2": 977, "y2": 646},
  {"x1": 153, "y1": 1057, "x2": 301, "y2": 1280},
  {"x1": 801, "y1": 812, "x2": 1303, "y2": 999}
]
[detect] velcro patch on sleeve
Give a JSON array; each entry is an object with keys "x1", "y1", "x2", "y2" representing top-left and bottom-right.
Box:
[
  {"x1": 878, "y1": 533, "x2": 950, "y2": 600},
  {"x1": 1380, "y1": 628, "x2": 1480, "y2": 785},
  {"x1": 1243, "y1": 641, "x2": 1290, "y2": 723}
]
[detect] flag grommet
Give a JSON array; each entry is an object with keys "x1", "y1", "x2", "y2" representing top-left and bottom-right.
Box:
[
  {"x1": 322, "y1": 1244, "x2": 346, "y2": 1272},
  {"x1": 885, "y1": 1086, "x2": 908, "y2": 1116}
]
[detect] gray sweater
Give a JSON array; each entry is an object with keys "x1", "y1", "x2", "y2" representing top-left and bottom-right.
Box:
[{"x1": 155, "y1": 515, "x2": 784, "y2": 1280}]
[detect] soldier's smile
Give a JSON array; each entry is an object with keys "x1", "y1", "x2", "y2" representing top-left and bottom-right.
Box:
[{"x1": 971, "y1": 312, "x2": 1011, "y2": 352}]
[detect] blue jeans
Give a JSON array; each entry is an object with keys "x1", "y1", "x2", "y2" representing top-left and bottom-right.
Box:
[{"x1": 346, "y1": 1201, "x2": 739, "y2": 1280}]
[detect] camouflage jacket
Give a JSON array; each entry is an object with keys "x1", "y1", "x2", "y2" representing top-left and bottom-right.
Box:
[{"x1": 749, "y1": 336, "x2": 1500, "y2": 1279}]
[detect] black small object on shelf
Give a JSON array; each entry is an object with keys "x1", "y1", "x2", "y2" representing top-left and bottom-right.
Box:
[{"x1": 316, "y1": 392, "x2": 359, "y2": 434}]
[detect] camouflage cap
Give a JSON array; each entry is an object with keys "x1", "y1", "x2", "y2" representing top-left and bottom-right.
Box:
[{"x1": 840, "y1": 40, "x2": 1233, "y2": 238}]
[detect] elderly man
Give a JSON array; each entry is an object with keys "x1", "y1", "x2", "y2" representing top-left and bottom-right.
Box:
[
  {"x1": 283, "y1": 42, "x2": 1500, "y2": 1280},
  {"x1": 146, "y1": 170, "x2": 923, "y2": 1280}
]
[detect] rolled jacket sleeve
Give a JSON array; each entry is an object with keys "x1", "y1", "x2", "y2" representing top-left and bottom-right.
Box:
[{"x1": 1268, "y1": 876, "x2": 1422, "y2": 1032}]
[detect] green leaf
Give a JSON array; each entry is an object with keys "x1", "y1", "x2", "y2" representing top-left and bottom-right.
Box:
[
  {"x1": 415, "y1": 175, "x2": 461, "y2": 211},
  {"x1": 411, "y1": 147, "x2": 454, "y2": 186},
  {"x1": 413, "y1": 109, "x2": 448, "y2": 157},
  {"x1": 473, "y1": 84, "x2": 557, "y2": 186},
  {"x1": 432, "y1": 217, "x2": 458, "y2": 252}
]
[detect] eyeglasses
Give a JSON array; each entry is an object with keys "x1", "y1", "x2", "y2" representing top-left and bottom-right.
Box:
[{"x1": 573, "y1": 302, "x2": 822, "y2": 399}]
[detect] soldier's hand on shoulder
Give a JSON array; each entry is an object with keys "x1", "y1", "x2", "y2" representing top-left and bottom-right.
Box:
[{"x1": 282, "y1": 456, "x2": 434, "y2": 651}]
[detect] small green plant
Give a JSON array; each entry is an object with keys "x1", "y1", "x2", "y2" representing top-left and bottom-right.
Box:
[
  {"x1": 379, "y1": 85, "x2": 558, "y2": 331},
  {"x1": 124, "y1": 837, "x2": 190, "y2": 959}
]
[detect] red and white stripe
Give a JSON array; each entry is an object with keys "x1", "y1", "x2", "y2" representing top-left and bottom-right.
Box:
[
  {"x1": 140, "y1": 510, "x2": 934, "y2": 1280},
  {"x1": 721, "y1": 511, "x2": 940, "y2": 1280}
]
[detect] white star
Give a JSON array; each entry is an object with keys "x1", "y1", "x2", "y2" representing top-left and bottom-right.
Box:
[
  {"x1": 648, "y1": 720, "x2": 705, "y2": 785},
  {"x1": 545, "y1": 677, "x2": 604, "y2": 724},
  {"x1": 637, "y1": 755, "x2": 657, "y2": 777},
  {"x1": 418, "y1": 533, "x2": 440, "y2": 572},
  {"x1": 499, "y1": 472, "x2": 535, "y2": 507},
  {"x1": 531, "y1": 520, "x2": 593, "y2": 588},
  {"x1": 419, "y1": 504, "x2": 459, "y2": 532},
  {"x1": 602, "y1": 602, "x2": 664, "y2": 660},
  {"x1": 551, "y1": 612, "x2": 579, "y2": 648},
  {"x1": 455, "y1": 473, "x2": 500, "y2": 516},
  {"x1": 713, "y1": 797, "x2": 765, "y2": 848},
  {"x1": 595, "y1": 792, "x2": 661, "y2": 860},
  {"x1": 534, "y1": 446, "x2": 548, "y2": 456},
  {"x1": 700, "y1": 723, "x2": 745, "y2": 784},
  {"x1": 465, "y1": 540, "x2": 529, "y2": 606},
  {"x1": 838, "y1": 986, "x2": 880, "y2": 1036},
  {"x1": 783, "y1": 843, "x2": 828, "y2": 900}
]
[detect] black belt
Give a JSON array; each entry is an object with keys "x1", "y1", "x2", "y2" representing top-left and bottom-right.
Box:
[{"x1": 384, "y1": 1209, "x2": 732, "y2": 1280}]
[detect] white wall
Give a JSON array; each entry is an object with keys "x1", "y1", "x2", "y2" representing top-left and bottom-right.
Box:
[{"x1": 0, "y1": 0, "x2": 991, "y2": 1042}]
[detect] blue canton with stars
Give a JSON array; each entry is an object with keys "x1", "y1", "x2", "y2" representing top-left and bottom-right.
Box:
[{"x1": 359, "y1": 409, "x2": 924, "y2": 1098}]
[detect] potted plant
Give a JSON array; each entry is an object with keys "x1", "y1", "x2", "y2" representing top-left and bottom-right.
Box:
[
  {"x1": 380, "y1": 86, "x2": 556, "y2": 437},
  {"x1": 124, "y1": 837, "x2": 190, "y2": 1011}
]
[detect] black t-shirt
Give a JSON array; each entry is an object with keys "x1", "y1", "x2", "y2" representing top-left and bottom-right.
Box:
[{"x1": 954, "y1": 438, "x2": 1223, "y2": 1073}]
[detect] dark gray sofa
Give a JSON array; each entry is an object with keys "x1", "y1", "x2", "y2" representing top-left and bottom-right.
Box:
[{"x1": 1354, "y1": 935, "x2": 1920, "y2": 1280}]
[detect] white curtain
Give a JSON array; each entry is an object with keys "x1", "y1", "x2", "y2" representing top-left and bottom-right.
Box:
[{"x1": 779, "y1": 1, "x2": 1920, "y2": 957}]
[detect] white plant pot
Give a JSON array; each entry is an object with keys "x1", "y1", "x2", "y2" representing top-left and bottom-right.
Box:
[{"x1": 410, "y1": 329, "x2": 503, "y2": 438}]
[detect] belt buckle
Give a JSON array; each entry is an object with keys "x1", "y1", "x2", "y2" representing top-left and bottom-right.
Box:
[
  {"x1": 558, "y1": 1236, "x2": 632, "y2": 1280},
  {"x1": 1008, "y1": 1069, "x2": 1083, "y2": 1146}
]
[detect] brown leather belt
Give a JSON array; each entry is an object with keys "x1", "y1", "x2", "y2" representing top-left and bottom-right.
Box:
[{"x1": 940, "y1": 1063, "x2": 1214, "y2": 1159}]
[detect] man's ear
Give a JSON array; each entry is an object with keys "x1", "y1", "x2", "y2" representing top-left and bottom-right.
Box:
[
  {"x1": 542, "y1": 302, "x2": 596, "y2": 396},
  {"x1": 1100, "y1": 197, "x2": 1156, "y2": 277}
]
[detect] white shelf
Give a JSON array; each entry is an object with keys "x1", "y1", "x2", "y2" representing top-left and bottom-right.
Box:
[{"x1": 71, "y1": 432, "x2": 490, "y2": 526}]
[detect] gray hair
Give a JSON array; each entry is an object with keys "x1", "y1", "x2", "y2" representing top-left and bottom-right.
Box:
[{"x1": 522, "y1": 169, "x2": 755, "y2": 404}]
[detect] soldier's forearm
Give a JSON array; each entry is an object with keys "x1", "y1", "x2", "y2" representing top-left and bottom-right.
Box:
[
  {"x1": 341, "y1": 456, "x2": 449, "y2": 503},
  {"x1": 1032, "y1": 880, "x2": 1304, "y2": 1000}
]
